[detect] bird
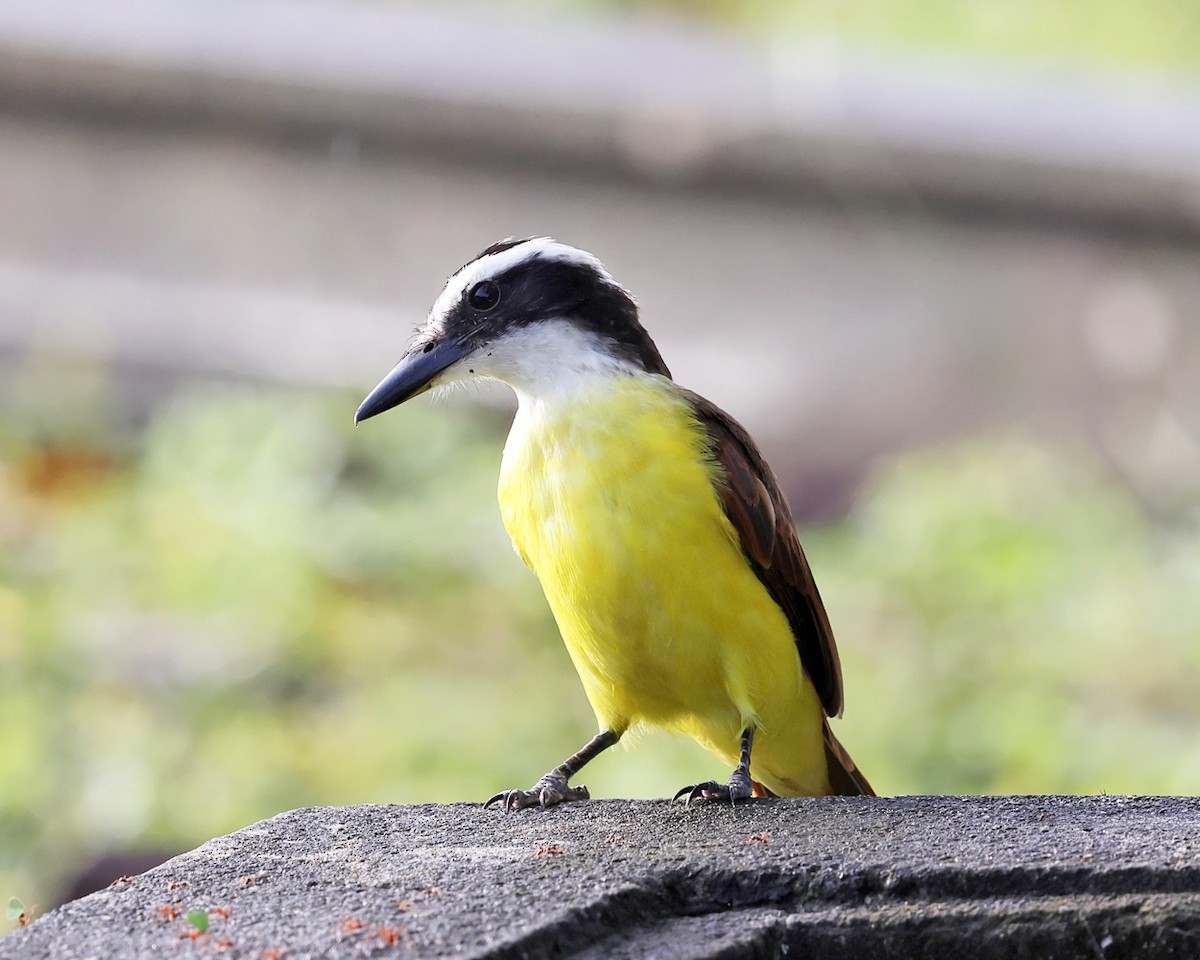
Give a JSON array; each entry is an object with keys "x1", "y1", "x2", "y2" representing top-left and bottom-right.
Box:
[{"x1": 355, "y1": 237, "x2": 872, "y2": 809}]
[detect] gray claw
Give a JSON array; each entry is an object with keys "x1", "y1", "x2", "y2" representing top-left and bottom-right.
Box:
[
  {"x1": 484, "y1": 777, "x2": 590, "y2": 813},
  {"x1": 672, "y1": 774, "x2": 753, "y2": 808}
]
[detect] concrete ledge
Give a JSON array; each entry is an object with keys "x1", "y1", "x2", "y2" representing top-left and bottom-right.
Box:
[{"x1": 4, "y1": 796, "x2": 1198, "y2": 958}]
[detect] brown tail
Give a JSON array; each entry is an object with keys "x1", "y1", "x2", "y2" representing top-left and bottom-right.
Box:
[{"x1": 823, "y1": 721, "x2": 874, "y2": 796}]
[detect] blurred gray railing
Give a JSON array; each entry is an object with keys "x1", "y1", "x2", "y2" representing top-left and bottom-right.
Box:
[
  {"x1": 2, "y1": 0, "x2": 1199, "y2": 233},
  {"x1": 1, "y1": 0, "x2": 1198, "y2": 511}
]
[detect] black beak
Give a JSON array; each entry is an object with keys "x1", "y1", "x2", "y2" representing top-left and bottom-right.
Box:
[{"x1": 355, "y1": 338, "x2": 471, "y2": 424}]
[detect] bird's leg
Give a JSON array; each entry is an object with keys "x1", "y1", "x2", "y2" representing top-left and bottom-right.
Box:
[
  {"x1": 485, "y1": 729, "x2": 620, "y2": 813},
  {"x1": 673, "y1": 727, "x2": 756, "y2": 807}
]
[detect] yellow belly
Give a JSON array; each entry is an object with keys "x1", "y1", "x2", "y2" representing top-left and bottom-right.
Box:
[{"x1": 498, "y1": 375, "x2": 829, "y2": 795}]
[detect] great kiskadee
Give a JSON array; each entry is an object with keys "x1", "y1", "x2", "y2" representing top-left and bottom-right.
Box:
[{"x1": 356, "y1": 238, "x2": 872, "y2": 809}]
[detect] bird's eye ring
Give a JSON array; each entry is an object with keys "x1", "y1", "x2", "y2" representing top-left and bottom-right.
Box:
[{"x1": 467, "y1": 280, "x2": 501, "y2": 311}]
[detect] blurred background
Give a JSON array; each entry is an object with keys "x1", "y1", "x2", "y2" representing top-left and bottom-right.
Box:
[{"x1": 2, "y1": 0, "x2": 1199, "y2": 927}]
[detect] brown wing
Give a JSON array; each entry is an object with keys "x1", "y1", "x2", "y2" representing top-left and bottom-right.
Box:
[{"x1": 682, "y1": 389, "x2": 844, "y2": 718}]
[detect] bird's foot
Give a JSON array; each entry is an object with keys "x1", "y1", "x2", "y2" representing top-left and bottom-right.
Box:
[
  {"x1": 672, "y1": 769, "x2": 754, "y2": 807},
  {"x1": 485, "y1": 771, "x2": 590, "y2": 813}
]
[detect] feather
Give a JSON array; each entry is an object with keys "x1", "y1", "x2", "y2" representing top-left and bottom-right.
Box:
[{"x1": 682, "y1": 389, "x2": 844, "y2": 719}]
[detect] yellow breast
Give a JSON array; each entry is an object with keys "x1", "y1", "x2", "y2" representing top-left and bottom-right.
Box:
[{"x1": 496, "y1": 374, "x2": 822, "y2": 788}]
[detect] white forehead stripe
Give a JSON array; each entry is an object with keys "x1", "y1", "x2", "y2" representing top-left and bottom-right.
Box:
[{"x1": 427, "y1": 238, "x2": 618, "y2": 331}]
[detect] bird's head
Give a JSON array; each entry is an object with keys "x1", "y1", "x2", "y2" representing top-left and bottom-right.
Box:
[{"x1": 355, "y1": 237, "x2": 670, "y2": 423}]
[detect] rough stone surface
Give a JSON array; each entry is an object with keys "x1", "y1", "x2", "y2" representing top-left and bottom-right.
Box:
[{"x1": 3, "y1": 796, "x2": 1199, "y2": 959}]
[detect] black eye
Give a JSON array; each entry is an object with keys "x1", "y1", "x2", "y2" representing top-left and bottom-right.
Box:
[{"x1": 467, "y1": 280, "x2": 501, "y2": 311}]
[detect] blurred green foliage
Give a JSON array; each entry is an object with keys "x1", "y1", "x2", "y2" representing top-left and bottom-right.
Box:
[
  {"x1": 818, "y1": 440, "x2": 1200, "y2": 797},
  {"x1": 2, "y1": 375, "x2": 1198, "y2": 929},
  {"x1": 561, "y1": 0, "x2": 1200, "y2": 75}
]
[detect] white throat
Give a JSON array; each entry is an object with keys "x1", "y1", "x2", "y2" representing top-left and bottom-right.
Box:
[{"x1": 433, "y1": 321, "x2": 639, "y2": 404}]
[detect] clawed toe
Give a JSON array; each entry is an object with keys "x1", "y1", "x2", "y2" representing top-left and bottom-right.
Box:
[
  {"x1": 483, "y1": 790, "x2": 523, "y2": 812},
  {"x1": 672, "y1": 780, "x2": 725, "y2": 807},
  {"x1": 485, "y1": 779, "x2": 590, "y2": 813},
  {"x1": 672, "y1": 775, "x2": 754, "y2": 807}
]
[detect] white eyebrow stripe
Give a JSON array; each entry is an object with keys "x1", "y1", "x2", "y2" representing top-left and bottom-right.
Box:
[{"x1": 426, "y1": 237, "x2": 618, "y2": 331}]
